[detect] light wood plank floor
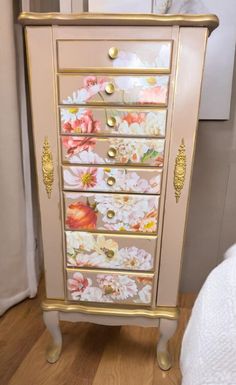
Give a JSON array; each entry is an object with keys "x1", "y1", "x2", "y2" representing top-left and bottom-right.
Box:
[{"x1": 0, "y1": 280, "x2": 196, "y2": 385}]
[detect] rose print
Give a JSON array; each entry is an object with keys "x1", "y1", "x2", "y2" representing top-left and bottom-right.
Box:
[
  {"x1": 67, "y1": 272, "x2": 91, "y2": 295},
  {"x1": 66, "y1": 202, "x2": 97, "y2": 230},
  {"x1": 62, "y1": 136, "x2": 96, "y2": 157}
]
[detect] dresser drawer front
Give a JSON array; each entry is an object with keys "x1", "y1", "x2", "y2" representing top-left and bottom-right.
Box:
[
  {"x1": 64, "y1": 192, "x2": 159, "y2": 233},
  {"x1": 67, "y1": 269, "x2": 154, "y2": 305},
  {"x1": 61, "y1": 136, "x2": 165, "y2": 167},
  {"x1": 60, "y1": 107, "x2": 167, "y2": 137},
  {"x1": 58, "y1": 75, "x2": 169, "y2": 106},
  {"x1": 62, "y1": 166, "x2": 162, "y2": 194},
  {"x1": 57, "y1": 40, "x2": 172, "y2": 72},
  {"x1": 66, "y1": 231, "x2": 157, "y2": 271}
]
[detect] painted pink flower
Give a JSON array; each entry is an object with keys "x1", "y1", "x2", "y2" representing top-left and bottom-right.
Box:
[
  {"x1": 71, "y1": 111, "x2": 101, "y2": 134},
  {"x1": 67, "y1": 272, "x2": 91, "y2": 293},
  {"x1": 83, "y1": 76, "x2": 98, "y2": 88},
  {"x1": 62, "y1": 136, "x2": 96, "y2": 157},
  {"x1": 154, "y1": 155, "x2": 164, "y2": 167},
  {"x1": 63, "y1": 121, "x2": 73, "y2": 133},
  {"x1": 122, "y1": 112, "x2": 146, "y2": 125},
  {"x1": 139, "y1": 86, "x2": 167, "y2": 104}
]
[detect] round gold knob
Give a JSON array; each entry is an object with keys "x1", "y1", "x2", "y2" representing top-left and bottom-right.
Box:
[
  {"x1": 107, "y1": 147, "x2": 117, "y2": 158},
  {"x1": 108, "y1": 47, "x2": 119, "y2": 60},
  {"x1": 107, "y1": 176, "x2": 116, "y2": 186},
  {"x1": 107, "y1": 116, "x2": 116, "y2": 127},
  {"x1": 107, "y1": 210, "x2": 115, "y2": 219},
  {"x1": 105, "y1": 83, "x2": 115, "y2": 95},
  {"x1": 106, "y1": 250, "x2": 115, "y2": 259}
]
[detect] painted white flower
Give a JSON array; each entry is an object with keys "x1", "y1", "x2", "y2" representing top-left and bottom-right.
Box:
[
  {"x1": 69, "y1": 150, "x2": 105, "y2": 164},
  {"x1": 144, "y1": 111, "x2": 166, "y2": 136},
  {"x1": 60, "y1": 107, "x2": 86, "y2": 123},
  {"x1": 66, "y1": 231, "x2": 95, "y2": 255},
  {"x1": 80, "y1": 286, "x2": 103, "y2": 302},
  {"x1": 97, "y1": 274, "x2": 138, "y2": 300},
  {"x1": 118, "y1": 247, "x2": 153, "y2": 270},
  {"x1": 63, "y1": 88, "x2": 90, "y2": 104},
  {"x1": 138, "y1": 284, "x2": 152, "y2": 304},
  {"x1": 63, "y1": 167, "x2": 106, "y2": 190},
  {"x1": 113, "y1": 51, "x2": 144, "y2": 69},
  {"x1": 149, "y1": 174, "x2": 161, "y2": 194}
]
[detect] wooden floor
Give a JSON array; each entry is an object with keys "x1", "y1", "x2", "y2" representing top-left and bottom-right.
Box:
[{"x1": 0, "y1": 280, "x2": 196, "y2": 385}]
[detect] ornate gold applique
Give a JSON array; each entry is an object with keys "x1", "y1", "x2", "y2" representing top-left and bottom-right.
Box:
[
  {"x1": 42, "y1": 137, "x2": 54, "y2": 198},
  {"x1": 174, "y1": 139, "x2": 186, "y2": 203}
]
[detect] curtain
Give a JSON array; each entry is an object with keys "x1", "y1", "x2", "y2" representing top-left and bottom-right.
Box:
[{"x1": 0, "y1": 0, "x2": 38, "y2": 315}]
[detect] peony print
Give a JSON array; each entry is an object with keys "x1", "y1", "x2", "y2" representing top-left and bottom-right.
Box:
[
  {"x1": 61, "y1": 136, "x2": 165, "y2": 166},
  {"x1": 67, "y1": 270, "x2": 153, "y2": 304},
  {"x1": 60, "y1": 108, "x2": 167, "y2": 137},
  {"x1": 63, "y1": 166, "x2": 162, "y2": 194},
  {"x1": 66, "y1": 232, "x2": 154, "y2": 270},
  {"x1": 64, "y1": 193, "x2": 159, "y2": 233}
]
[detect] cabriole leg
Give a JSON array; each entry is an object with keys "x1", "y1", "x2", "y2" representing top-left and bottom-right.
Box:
[
  {"x1": 157, "y1": 318, "x2": 178, "y2": 371},
  {"x1": 43, "y1": 310, "x2": 62, "y2": 364}
]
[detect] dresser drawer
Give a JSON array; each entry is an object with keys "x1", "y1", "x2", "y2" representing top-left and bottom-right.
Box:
[
  {"x1": 58, "y1": 75, "x2": 169, "y2": 106},
  {"x1": 66, "y1": 231, "x2": 157, "y2": 271},
  {"x1": 64, "y1": 192, "x2": 159, "y2": 233},
  {"x1": 57, "y1": 40, "x2": 172, "y2": 72},
  {"x1": 62, "y1": 166, "x2": 162, "y2": 194},
  {"x1": 61, "y1": 136, "x2": 165, "y2": 167},
  {"x1": 60, "y1": 107, "x2": 167, "y2": 137},
  {"x1": 67, "y1": 268, "x2": 154, "y2": 305}
]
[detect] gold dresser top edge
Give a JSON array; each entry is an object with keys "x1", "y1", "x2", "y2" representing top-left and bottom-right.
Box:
[{"x1": 18, "y1": 12, "x2": 219, "y2": 34}]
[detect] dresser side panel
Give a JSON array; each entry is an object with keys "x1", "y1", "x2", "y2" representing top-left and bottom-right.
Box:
[
  {"x1": 157, "y1": 28, "x2": 208, "y2": 306},
  {"x1": 25, "y1": 27, "x2": 64, "y2": 299}
]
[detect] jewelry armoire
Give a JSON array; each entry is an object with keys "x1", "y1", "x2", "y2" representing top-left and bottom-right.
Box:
[{"x1": 19, "y1": 12, "x2": 218, "y2": 370}]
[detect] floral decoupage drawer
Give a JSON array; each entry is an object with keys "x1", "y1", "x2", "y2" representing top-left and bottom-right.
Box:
[
  {"x1": 64, "y1": 192, "x2": 159, "y2": 233},
  {"x1": 67, "y1": 269, "x2": 154, "y2": 305},
  {"x1": 61, "y1": 136, "x2": 165, "y2": 167},
  {"x1": 62, "y1": 166, "x2": 162, "y2": 194},
  {"x1": 57, "y1": 40, "x2": 172, "y2": 72},
  {"x1": 60, "y1": 107, "x2": 167, "y2": 137},
  {"x1": 66, "y1": 231, "x2": 157, "y2": 271},
  {"x1": 58, "y1": 75, "x2": 169, "y2": 105}
]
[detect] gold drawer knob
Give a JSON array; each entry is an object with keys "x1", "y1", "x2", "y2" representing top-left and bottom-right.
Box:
[
  {"x1": 107, "y1": 116, "x2": 116, "y2": 127},
  {"x1": 107, "y1": 147, "x2": 117, "y2": 158},
  {"x1": 107, "y1": 176, "x2": 116, "y2": 186},
  {"x1": 108, "y1": 47, "x2": 119, "y2": 59},
  {"x1": 105, "y1": 83, "x2": 115, "y2": 95},
  {"x1": 107, "y1": 210, "x2": 115, "y2": 219},
  {"x1": 106, "y1": 250, "x2": 115, "y2": 259}
]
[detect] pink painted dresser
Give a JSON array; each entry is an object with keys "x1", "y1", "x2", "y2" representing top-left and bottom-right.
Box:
[{"x1": 19, "y1": 12, "x2": 218, "y2": 370}]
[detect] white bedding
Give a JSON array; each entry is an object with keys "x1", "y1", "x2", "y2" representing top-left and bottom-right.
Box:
[{"x1": 180, "y1": 244, "x2": 236, "y2": 385}]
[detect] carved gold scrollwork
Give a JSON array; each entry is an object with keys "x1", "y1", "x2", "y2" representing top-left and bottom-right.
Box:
[
  {"x1": 173, "y1": 139, "x2": 186, "y2": 203},
  {"x1": 42, "y1": 137, "x2": 54, "y2": 198}
]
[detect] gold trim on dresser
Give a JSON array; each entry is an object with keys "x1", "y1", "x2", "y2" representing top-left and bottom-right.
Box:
[
  {"x1": 42, "y1": 137, "x2": 54, "y2": 198},
  {"x1": 18, "y1": 12, "x2": 219, "y2": 35},
  {"x1": 42, "y1": 300, "x2": 179, "y2": 320},
  {"x1": 173, "y1": 138, "x2": 186, "y2": 203}
]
